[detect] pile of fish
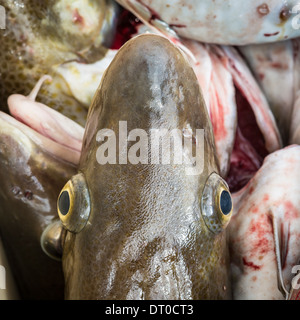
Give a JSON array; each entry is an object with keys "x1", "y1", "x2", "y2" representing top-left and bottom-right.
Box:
[{"x1": 0, "y1": 0, "x2": 300, "y2": 300}]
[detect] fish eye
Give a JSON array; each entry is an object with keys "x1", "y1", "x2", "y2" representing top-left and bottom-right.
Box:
[
  {"x1": 58, "y1": 191, "x2": 70, "y2": 216},
  {"x1": 201, "y1": 172, "x2": 233, "y2": 234},
  {"x1": 220, "y1": 190, "x2": 232, "y2": 216},
  {"x1": 57, "y1": 173, "x2": 91, "y2": 234}
]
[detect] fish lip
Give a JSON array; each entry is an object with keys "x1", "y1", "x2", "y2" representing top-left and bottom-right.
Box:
[{"x1": 0, "y1": 111, "x2": 80, "y2": 165}]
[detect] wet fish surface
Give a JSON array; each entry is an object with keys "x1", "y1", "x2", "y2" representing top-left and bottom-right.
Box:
[
  {"x1": 57, "y1": 34, "x2": 233, "y2": 300},
  {"x1": 0, "y1": 0, "x2": 119, "y2": 125},
  {"x1": 0, "y1": 76, "x2": 83, "y2": 299}
]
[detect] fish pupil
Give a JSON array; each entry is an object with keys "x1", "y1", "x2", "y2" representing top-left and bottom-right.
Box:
[
  {"x1": 59, "y1": 191, "x2": 70, "y2": 216},
  {"x1": 220, "y1": 190, "x2": 232, "y2": 215}
]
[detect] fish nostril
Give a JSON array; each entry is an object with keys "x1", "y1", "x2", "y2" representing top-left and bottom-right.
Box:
[
  {"x1": 59, "y1": 191, "x2": 70, "y2": 216},
  {"x1": 220, "y1": 190, "x2": 232, "y2": 215}
]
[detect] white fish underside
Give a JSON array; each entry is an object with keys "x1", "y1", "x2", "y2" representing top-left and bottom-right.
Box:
[{"x1": 116, "y1": 0, "x2": 300, "y2": 45}]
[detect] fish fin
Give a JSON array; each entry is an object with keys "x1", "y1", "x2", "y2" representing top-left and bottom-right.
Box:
[
  {"x1": 40, "y1": 219, "x2": 66, "y2": 261},
  {"x1": 269, "y1": 210, "x2": 289, "y2": 299}
]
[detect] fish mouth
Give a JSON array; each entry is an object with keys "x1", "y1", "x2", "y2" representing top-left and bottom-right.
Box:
[
  {"x1": 220, "y1": 47, "x2": 282, "y2": 193},
  {"x1": 226, "y1": 88, "x2": 269, "y2": 192},
  {"x1": 0, "y1": 76, "x2": 84, "y2": 166}
]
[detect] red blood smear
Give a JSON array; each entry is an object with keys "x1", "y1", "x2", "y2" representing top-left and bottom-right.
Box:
[
  {"x1": 248, "y1": 214, "x2": 273, "y2": 258},
  {"x1": 284, "y1": 201, "x2": 299, "y2": 220},
  {"x1": 110, "y1": 10, "x2": 142, "y2": 50},
  {"x1": 235, "y1": 88, "x2": 268, "y2": 158},
  {"x1": 242, "y1": 257, "x2": 261, "y2": 271},
  {"x1": 264, "y1": 32, "x2": 280, "y2": 37},
  {"x1": 226, "y1": 88, "x2": 268, "y2": 192},
  {"x1": 263, "y1": 194, "x2": 269, "y2": 202}
]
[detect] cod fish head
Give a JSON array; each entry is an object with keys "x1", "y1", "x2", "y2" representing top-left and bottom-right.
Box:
[{"x1": 57, "y1": 34, "x2": 234, "y2": 300}]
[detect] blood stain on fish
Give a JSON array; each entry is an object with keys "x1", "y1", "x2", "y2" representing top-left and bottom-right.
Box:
[
  {"x1": 284, "y1": 201, "x2": 298, "y2": 220},
  {"x1": 110, "y1": 10, "x2": 141, "y2": 50},
  {"x1": 243, "y1": 257, "x2": 261, "y2": 271},
  {"x1": 263, "y1": 194, "x2": 269, "y2": 202},
  {"x1": 264, "y1": 32, "x2": 280, "y2": 37},
  {"x1": 24, "y1": 191, "x2": 33, "y2": 200},
  {"x1": 226, "y1": 87, "x2": 268, "y2": 192},
  {"x1": 252, "y1": 206, "x2": 259, "y2": 214},
  {"x1": 248, "y1": 215, "x2": 273, "y2": 257}
]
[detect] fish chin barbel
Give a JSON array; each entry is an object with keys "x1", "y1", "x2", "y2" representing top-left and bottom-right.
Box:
[{"x1": 116, "y1": 0, "x2": 300, "y2": 45}]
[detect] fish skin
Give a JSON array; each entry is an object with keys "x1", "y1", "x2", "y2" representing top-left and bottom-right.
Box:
[
  {"x1": 0, "y1": 110, "x2": 78, "y2": 300},
  {"x1": 0, "y1": 0, "x2": 119, "y2": 126},
  {"x1": 181, "y1": 41, "x2": 282, "y2": 180},
  {"x1": 239, "y1": 40, "x2": 298, "y2": 145},
  {"x1": 116, "y1": 0, "x2": 300, "y2": 45},
  {"x1": 120, "y1": 22, "x2": 282, "y2": 188},
  {"x1": 61, "y1": 34, "x2": 232, "y2": 300},
  {"x1": 228, "y1": 145, "x2": 300, "y2": 300},
  {"x1": 49, "y1": 14, "x2": 282, "y2": 186}
]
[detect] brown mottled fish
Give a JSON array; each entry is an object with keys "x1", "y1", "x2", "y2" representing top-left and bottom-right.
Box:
[
  {"x1": 0, "y1": 76, "x2": 84, "y2": 299},
  {"x1": 54, "y1": 34, "x2": 233, "y2": 299},
  {"x1": 0, "y1": 0, "x2": 119, "y2": 125}
]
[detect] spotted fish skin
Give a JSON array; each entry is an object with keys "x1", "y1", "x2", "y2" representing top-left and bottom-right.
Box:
[
  {"x1": 60, "y1": 34, "x2": 232, "y2": 300},
  {"x1": 0, "y1": 0, "x2": 118, "y2": 125},
  {"x1": 0, "y1": 108, "x2": 79, "y2": 299}
]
